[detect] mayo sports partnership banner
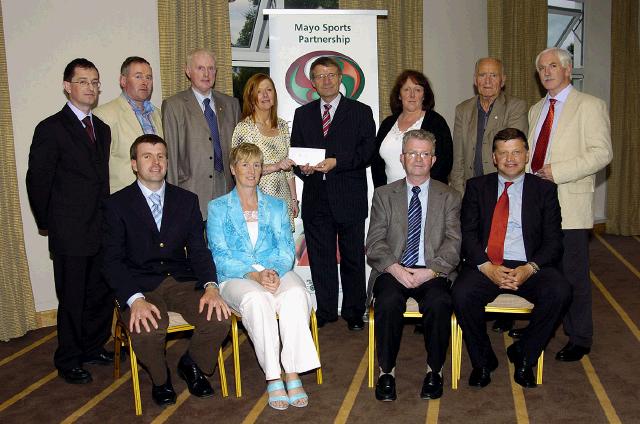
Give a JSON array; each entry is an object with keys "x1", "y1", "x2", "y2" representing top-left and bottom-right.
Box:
[
  {"x1": 265, "y1": 9, "x2": 386, "y2": 128},
  {"x1": 264, "y1": 9, "x2": 387, "y2": 309}
]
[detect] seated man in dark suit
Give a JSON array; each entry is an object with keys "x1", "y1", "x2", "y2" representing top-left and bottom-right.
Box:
[
  {"x1": 452, "y1": 128, "x2": 570, "y2": 389},
  {"x1": 103, "y1": 134, "x2": 231, "y2": 406},
  {"x1": 366, "y1": 129, "x2": 461, "y2": 401}
]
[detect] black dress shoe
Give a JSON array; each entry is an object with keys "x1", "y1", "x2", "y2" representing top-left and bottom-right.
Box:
[
  {"x1": 492, "y1": 317, "x2": 514, "y2": 333},
  {"x1": 507, "y1": 343, "x2": 537, "y2": 388},
  {"x1": 346, "y1": 317, "x2": 364, "y2": 331},
  {"x1": 420, "y1": 372, "x2": 443, "y2": 399},
  {"x1": 508, "y1": 327, "x2": 526, "y2": 339},
  {"x1": 152, "y1": 372, "x2": 177, "y2": 406},
  {"x1": 59, "y1": 367, "x2": 92, "y2": 384},
  {"x1": 375, "y1": 374, "x2": 397, "y2": 401},
  {"x1": 555, "y1": 342, "x2": 590, "y2": 362},
  {"x1": 316, "y1": 316, "x2": 338, "y2": 328},
  {"x1": 468, "y1": 356, "x2": 498, "y2": 388},
  {"x1": 82, "y1": 349, "x2": 116, "y2": 366},
  {"x1": 177, "y1": 353, "x2": 214, "y2": 398}
]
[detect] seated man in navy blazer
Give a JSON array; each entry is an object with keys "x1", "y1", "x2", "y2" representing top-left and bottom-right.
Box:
[
  {"x1": 103, "y1": 134, "x2": 231, "y2": 406},
  {"x1": 452, "y1": 128, "x2": 570, "y2": 389}
]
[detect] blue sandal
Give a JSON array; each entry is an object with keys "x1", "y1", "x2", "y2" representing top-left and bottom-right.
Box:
[
  {"x1": 286, "y1": 379, "x2": 308, "y2": 407},
  {"x1": 267, "y1": 380, "x2": 289, "y2": 410}
]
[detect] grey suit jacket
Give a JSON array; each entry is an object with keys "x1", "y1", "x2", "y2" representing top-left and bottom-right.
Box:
[
  {"x1": 365, "y1": 178, "x2": 462, "y2": 304},
  {"x1": 162, "y1": 88, "x2": 240, "y2": 217},
  {"x1": 450, "y1": 92, "x2": 528, "y2": 194}
]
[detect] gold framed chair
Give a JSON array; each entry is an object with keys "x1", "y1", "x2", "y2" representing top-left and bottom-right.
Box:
[
  {"x1": 230, "y1": 309, "x2": 322, "y2": 397},
  {"x1": 367, "y1": 298, "x2": 459, "y2": 388},
  {"x1": 113, "y1": 308, "x2": 228, "y2": 415},
  {"x1": 451, "y1": 293, "x2": 544, "y2": 389}
]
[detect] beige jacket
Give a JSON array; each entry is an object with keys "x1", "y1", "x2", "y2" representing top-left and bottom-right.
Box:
[{"x1": 527, "y1": 88, "x2": 612, "y2": 229}]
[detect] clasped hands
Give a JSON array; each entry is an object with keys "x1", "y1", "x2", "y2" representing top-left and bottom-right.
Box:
[
  {"x1": 386, "y1": 263, "x2": 436, "y2": 289},
  {"x1": 299, "y1": 158, "x2": 337, "y2": 176},
  {"x1": 247, "y1": 269, "x2": 281, "y2": 294},
  {"x1": 128, "y1": 286, "x2": 231, "y2": 334},
  {"x1": 479, "y1": 262, "x2": 535, "y2": 290}
]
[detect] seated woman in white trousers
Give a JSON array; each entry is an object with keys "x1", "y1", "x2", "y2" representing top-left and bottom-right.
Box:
[{"x1": 206, "y1": 143, "x2": 320, "y2": 410}]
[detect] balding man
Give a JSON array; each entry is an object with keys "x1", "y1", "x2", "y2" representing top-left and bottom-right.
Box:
[
  {"x1": 162, "y1": 48, "x2": 240, "y2": 217},
  {"x1": 450, "y1": 58, "x2": 528, "y2": 195}
]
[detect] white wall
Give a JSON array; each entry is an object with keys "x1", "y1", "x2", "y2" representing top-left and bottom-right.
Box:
[
  {"x1": 3, "y1": 0, "x2": 162, "y2": 311},
  {"x1": 423, "y1": 0, "x2": 488, "y2": 128}
]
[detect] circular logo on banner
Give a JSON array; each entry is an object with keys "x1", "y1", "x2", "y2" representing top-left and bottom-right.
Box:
[{"x1": 285, "y1": 50, "x2": 366, "y2": 105}]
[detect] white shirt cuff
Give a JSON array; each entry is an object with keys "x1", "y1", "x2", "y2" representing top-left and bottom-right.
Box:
[{"x1": 127, "y1": 292, "x2": 145, "y2": 307}]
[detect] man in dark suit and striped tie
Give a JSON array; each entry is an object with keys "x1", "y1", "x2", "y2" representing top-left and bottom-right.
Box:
[
  {"x1": 366, "y1": 129, "x2": 462, "y2": 401},
  {"x1": 291, "y1": 56, "x2": 377, "y2": 331}
]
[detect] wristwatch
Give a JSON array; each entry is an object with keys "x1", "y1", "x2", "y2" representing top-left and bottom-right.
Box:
[{"x1": 527, "y1": 262, "x2": 540, "y2": 274}]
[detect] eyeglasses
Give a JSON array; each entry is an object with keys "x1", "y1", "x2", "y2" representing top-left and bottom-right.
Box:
[
  {"x1": 313, "y1": 73, "x2": 339, "y2": 81},
  {"x1": 70, "y1": 80, "x2": 101, "y2": 89},
  {"x1": 403, "y1": 151, "x2": 433, "y2": 159}
]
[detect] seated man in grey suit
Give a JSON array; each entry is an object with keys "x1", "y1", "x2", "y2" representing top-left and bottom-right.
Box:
[
  {"x1": 103, "y1": 134, "x2": 231, "y2": 406},
  {"x1": 366, "y1": 129, "x2": 461, "y2": 401}
]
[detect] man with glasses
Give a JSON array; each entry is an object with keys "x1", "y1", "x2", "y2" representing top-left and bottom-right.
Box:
[
  {"x1": 366, "y1": 129, "x2": 461, "y2": 401},
  {"x1": 290, "y1": 56, "x2": 376, "y2": 331},
  {"x1": 162, "y1": 48, "x2": 240, "y2": 219},
  {"x1": 95, "y1": 56, "x2": 163, "y2": 194},
  {"x1": 27, "y1": 58, "x2": 113, "y2": 384}
]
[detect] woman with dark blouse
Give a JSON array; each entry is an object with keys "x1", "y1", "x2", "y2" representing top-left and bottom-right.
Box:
[{"x1": 372, "y1": 70, "x2": 453, "y2": 187}]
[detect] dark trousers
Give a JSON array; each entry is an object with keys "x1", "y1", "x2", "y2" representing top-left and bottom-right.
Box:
[
  {"x1": 122, "y1": 277, "x2": 230, "y2": 385},
  {"x1": 52, "y1": 252, "x2": 113, "y2": 371},
  {"x1": 303, "y1": 187, "x2": 366, "y2": 322},
  {"x1": 373, "y1": 274, "x2": 452, "y2": 373},
  {"x1": 561, "y1": 229, "x2": 592, "y2": 347},
  {"x1": 452, "y1": 261, "x2": 570, "y2": 368}
]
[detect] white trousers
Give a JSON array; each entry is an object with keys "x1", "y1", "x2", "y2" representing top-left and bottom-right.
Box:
[{"x1": 220, "y1": 270, "x2": 321, "y2": 380}]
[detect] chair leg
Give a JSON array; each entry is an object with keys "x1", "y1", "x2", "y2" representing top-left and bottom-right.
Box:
[
  {"x1": 453, "y1": 324, "x2": 463, "y2": 389},
  {"x1": 231, "y1": 314, "x2": 242, "y2": 397},
  {"x1": 113, "y1": 323, "x2": 122, "y2": 379},
  {"x1": 450, "y1": 313, "x2": 457, "y2": 389},
  {"x1": 368, "y1": 305, "x2": 375, "y2": 388},
  {"x1": 536, "y1": 351, "x2": 544, "y2": 385},
  {"x1": 310, "y1": 310, "x2": 323, "y2": 385},
  {"x1": 127, "y1": 334, "x2": 142, "y2": 416},
  {"x1": 218, "y1": 347, "x2": 228, "y2": 397}
]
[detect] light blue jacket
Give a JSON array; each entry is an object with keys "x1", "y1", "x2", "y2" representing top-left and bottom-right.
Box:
[{"x1": 206, "y1": 188, "x2": 294, "y2": 283}]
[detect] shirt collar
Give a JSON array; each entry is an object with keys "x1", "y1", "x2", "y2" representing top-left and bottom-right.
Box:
[
  {"x1": 498, "y1": 172, "x2": 525, "y2": 186},
  {"x1": 405, "y1": 177, "x2": 430, "y2": 194},
  {"x1": 123, "y1": 92, "x2": 154, "y2": 114},
  {"x1": 320, "y1": 93, "x2": 341, "y2": 111},
  {"x1": 67, "y1": 101, "x2": 91, "y2": 121},
  {"x1": 547, "y1": 84, "x2": 572, "y2": 103},
  {"x1": 137, "y1": 179, "x2": 166, "y2": 201},
  {"x1": 192, "y1": 88, "x2": 213, "y2": 107}
]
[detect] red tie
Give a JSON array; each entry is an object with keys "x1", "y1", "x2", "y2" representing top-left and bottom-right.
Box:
[
  {"x1": 82, "y1": 116, "x2": 96, "y2": 144},
  {"x1": 322, "y1": 104, "x2": 332, "y2": 137},
  {"x1": 531, "y1": 98, "x2": 556, "y2": 173},
  {"x1": 487, "y1": 182, "x2": 513, "y2": 265}
]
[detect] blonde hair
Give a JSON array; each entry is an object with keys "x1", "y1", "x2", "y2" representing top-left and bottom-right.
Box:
[{"x1": 230, "y1": 143, "x2": 264, "y2": 167}]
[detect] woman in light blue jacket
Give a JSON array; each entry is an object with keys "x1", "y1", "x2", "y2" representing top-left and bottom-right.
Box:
[{"x1": 207, "y1": 143, "x2": 319, "y2": 410}]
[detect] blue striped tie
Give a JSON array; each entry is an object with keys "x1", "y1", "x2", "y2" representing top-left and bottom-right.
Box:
[
  {"x1": 150, "y1": 192, "x2": 162, "y2": 231},
  {"x1": 401, "y1": 186, "x2": 421, "y2": 267},
  {"x1": 203, "y1": 98, "x2": 223, "y2": 172}
]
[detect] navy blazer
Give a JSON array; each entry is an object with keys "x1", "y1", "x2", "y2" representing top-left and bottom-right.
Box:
[
  {"x1": 290, "y1": 96, "x2": 377, "y2": 223},
  {"x1": 26, "y1": 104, "x2": 110, "y2": 256},
  {"x1": 102, "y1": 182, "x2": 217, "y2": 308},
  {"x1": 461, "y1": 172, "x2": 563, "y2": 268}
]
